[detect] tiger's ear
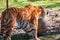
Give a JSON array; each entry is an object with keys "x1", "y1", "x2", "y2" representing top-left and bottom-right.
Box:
[{"x1": 25, "y1": 4, "x2": 32, "y2": 7}]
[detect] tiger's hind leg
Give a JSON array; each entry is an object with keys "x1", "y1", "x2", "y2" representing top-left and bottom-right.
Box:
[
  {"x1": 4, "y1": 21, "x2": 16, "y2": 40},
  {"x1": 4, "y1": 28, "x2": 12, "y2": 40},
  {"x1": 1, "y1": 15, "x2": 16, "y2": 40},
  {"x1": 1, "y1": 23, "x2": 13, "y2": 40},
  {"x1": 4, "y1": 22, "x2": 15, "y2": 40}
]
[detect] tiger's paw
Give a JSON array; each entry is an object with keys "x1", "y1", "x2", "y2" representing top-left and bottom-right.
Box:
[{"x1": 36, "y1": 38, "x2": 40, "y2": 40}]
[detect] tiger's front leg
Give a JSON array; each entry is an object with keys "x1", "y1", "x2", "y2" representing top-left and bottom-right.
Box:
[
  {"x1": 32, "y1": 19, "x2": 40, "y2": 40},
  {"x1": 31, "y1": 29, "x2": 40, "y2": 40},
  {"x1": 27, "y1": 23, "x2": 40, "y2": 40},
  {"x1": 23, "y1": 21, "x2": 40, "y2": 40}
]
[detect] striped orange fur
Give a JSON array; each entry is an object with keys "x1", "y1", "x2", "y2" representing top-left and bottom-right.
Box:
[{"x1": 1, "y1": 4, "x2": 45, "y2": 40}]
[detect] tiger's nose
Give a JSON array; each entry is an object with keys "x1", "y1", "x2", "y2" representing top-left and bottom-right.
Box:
[{"x1": 46, "y1": 11, "x2": 49, "y2": 15}]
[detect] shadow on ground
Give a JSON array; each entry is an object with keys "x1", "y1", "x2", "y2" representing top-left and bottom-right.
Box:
[
  {"x1": 11, "y1": 33, "x2": 31, "y2": 40},
  {"x1": 56, "y1": 38, "x2": 60, "y2": 40}
]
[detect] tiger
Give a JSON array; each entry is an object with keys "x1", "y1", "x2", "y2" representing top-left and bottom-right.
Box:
[{"x1": 0, "y1": 4, "x2": 47, "y2": 40}]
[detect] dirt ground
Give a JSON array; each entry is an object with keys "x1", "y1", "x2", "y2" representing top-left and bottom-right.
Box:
[{"x1": 0, "y1": 8, "x2": 60, "y2": 40}]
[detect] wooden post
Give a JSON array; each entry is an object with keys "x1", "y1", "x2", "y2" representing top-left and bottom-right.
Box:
[
  {"x1": 6, "y1": 0, "x2": 9, "y2": 9},
  {"x1": 6, "y1": 0, "x2": 9, "y2": 15}
]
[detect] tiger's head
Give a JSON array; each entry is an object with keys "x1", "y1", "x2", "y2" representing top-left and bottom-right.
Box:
[
  {"x1": 33, "y1": 6, "x2": 48, "y2": 19},
  {"x1": 25, "y1": 4, "x2": 48, "y2": 19},
  {"x1": 35, "y1": 6, "x2": 49, "y2": 19}
]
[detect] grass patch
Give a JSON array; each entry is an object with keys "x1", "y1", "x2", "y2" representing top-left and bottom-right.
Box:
[
  {"x1": 0, "y1": 1, "x2": 60, "y2": 12},
  {"x1": 11, "y1": 34, "x2": 59, "y2": 40},
  {"x1": 45, "y1": 2, "x2": 60, "y2": 8}
]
